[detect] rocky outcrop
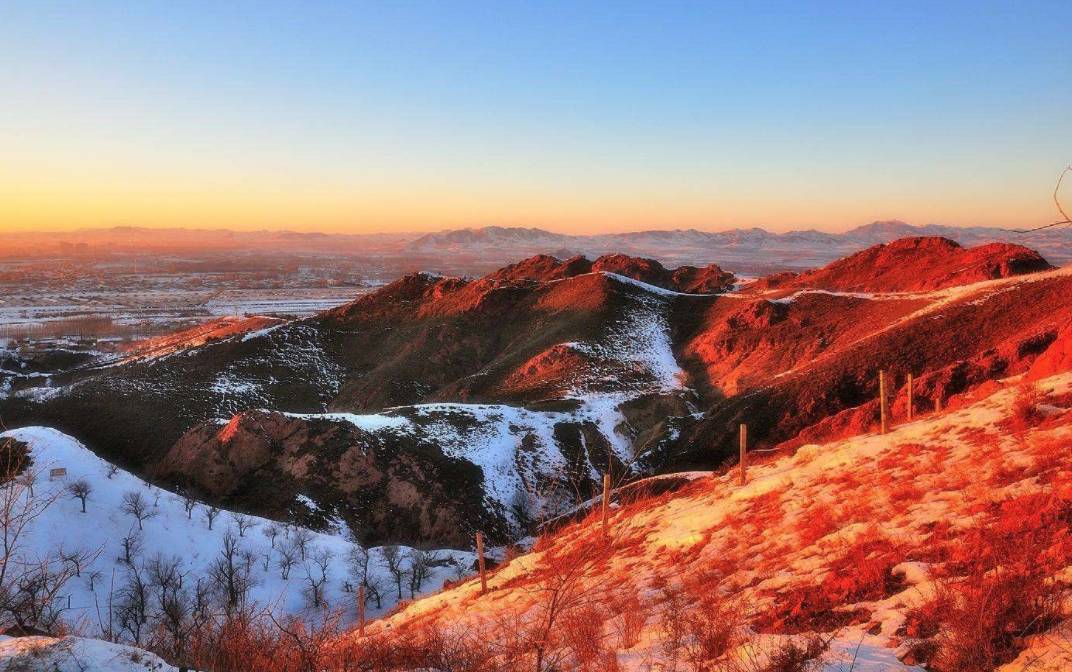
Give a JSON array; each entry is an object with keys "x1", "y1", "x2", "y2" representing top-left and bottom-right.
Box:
[{"x1": 158, "y1": 411, "x2": 502, "y2": 547}]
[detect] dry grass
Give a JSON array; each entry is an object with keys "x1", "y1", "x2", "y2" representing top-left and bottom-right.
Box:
[{"x1": 905, "y1": 493, "x2": 1070, "y2": 671}]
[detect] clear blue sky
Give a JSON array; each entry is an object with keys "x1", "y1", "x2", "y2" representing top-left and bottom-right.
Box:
[{"x1": 2, "y1": 1, "x2": 1070, "y2": 233}]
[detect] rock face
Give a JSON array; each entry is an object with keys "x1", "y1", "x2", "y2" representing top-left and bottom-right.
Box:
[
  {"x1": 3, "y1": 239, "x2": 1065, "y2": 547},
  {"x1": 158, "y1": 411, "x2": 499, "y2": 546}
]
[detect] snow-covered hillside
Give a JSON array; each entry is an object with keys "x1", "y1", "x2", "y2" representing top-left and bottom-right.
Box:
[
  {"x1": 366, "y1": 370, "x2": 1072, "y2": 671},
  {"x1": 0, "y1": 635, "x2": 178, "y2": 672},
  {"x1": 0, "y1": 427, "x2": 471, "y2": 636}
]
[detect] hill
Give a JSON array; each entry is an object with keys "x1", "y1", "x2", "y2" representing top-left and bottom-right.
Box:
[
  {"x1": 0, "y1": 427, "x2": 469, "y2": 612},
  {"x1": 351, "y1": 366, "x2": 1072, "y2": 671},
  {"x1": 0, "y1": 240, "x2": 1064, "y2": 550}
]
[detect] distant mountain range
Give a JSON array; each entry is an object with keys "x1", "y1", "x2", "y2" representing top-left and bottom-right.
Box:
[
  {"x1": 403, "y1": 221, "x2": 1072, "y2": 271},
  {"x1": 5, "y1": 221, "x2": 1070, "y2": 273}
]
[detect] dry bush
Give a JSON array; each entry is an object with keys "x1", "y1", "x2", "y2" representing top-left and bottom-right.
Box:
[
  {"x1": 658, "y1": 579, "x2": 741, "y2": 672},
  {"x1": 1027, "y1": 435, "x2": 1067, "y2": 480},
  {"x1": 608, "y1": 591, "x2": 648, "y2": 650},
  {"x1": 493, "y1": 534, "x2": 618, "y2": 672},
  {"x1": 762, "y1": 636, "x2": 827, "y2": 672},
  {"x1": 794, "y1": 503, "x2": 838, "y2": 546},
  {"x1": 704, "y1": 634, "x2": 827, "y2": 672},
  {"x1": 909, "y1": 493, "x2": 1069, "y2": 671},
  {"x1": 562, "y1": 605, "x2": 608, "y2": 669},
  {"x1": 1007, "y1": 383, "x2": 1045, "y2": 432},
  {"x1": 755, "y1": 531, "x2": 899, "y2": 635}
]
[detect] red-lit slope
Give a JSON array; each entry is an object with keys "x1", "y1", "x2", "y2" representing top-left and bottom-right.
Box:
[
  {"x1": 752, "y1": 237, "x2": 1051, "y2": 293},
  {"x1": 480, "y1": 253, "x2": 735, "y2": 294}
]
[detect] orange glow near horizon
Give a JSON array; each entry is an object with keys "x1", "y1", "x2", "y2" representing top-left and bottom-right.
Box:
[
  {"x1": 3, "y1": 3, "x2": 1068, "y2": 238},
  {"x1": 1, "y1": 168, "x2": 1061, "y2": 237}
]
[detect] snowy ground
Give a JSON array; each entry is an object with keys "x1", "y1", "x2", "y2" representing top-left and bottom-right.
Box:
[
  {"x1": 0, "y1": 427, "x2": 472, "y2": 638},
  {"x1": 369, "y1": 370, "x2": 1072, "y2": 671},
  {"x1": 0, "y1": 635, "x2": 177, "y2": 672}
]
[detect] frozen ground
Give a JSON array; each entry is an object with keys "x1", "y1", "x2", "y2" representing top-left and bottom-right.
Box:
[
  {"x1": 0, "y1": 427, "x2": 472, "y2": 638},
  {"x1": 370, "y1": 370, "x2": 1072, "y2": 671}
]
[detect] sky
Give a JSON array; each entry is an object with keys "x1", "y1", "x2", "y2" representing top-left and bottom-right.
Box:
[{"x1": 1, "y1": 1, "x2": 1070, "y2": 235}]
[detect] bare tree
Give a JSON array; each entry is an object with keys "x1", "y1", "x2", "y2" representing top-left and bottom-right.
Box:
[
  {"x1": 66, "y1": 479, "x2": 92, "y2": 513},
  {"x1": 146, "y1": 553, "x2": 185, "y2": 607},
  {"x1": 60, "y1": 546, "x2": 88, "y2": 577},
  {"x1": 120, "y1": 532, "x2": 143, "y2": 566},
  {"x1": 382, "y1": 545, "x2": 408, "y2": 600},
  {"x1": 303, "y1": 546, "x2": 333, "y2": 610},
  {"x1": 204, "y1": 505, "x2": 220, "y2": 531},
  {"x1": 292, "y1": 527, "x2": 313, "y2": 561},
  {"x1": 347, "y1": 544, "x2": 371, "y2": 591},
  {"x1": 208, "y1": 530, "x2": 255, "y2": 614},
  {"x1": 232, "y1": 513, "x2": 257, "y2": 538},
  {"x1": 277, "y1": 539, "x2": 298, "y2": 580},
  {"x1": 364, "y1": 574, "x2": 386, "y2": 609},
  {"x1": 178, "y1": 490, "x2": 197, "y2": 519},
  {"x1": 144, "y1": 553, "x2": 193, "y2": 660},
  {"x1": 0, "y1": 448, "x2": 88, "y2": 633},
  {"x1": 155, "y1": 583, "x2": 194, "y2": 662},
  {"x1": 6, "y1": 553, "x2": 93, "y2": 633},
  {"x1": 263, "y1": 523, "x2": 281, "y2": 549},
  {"x1": 115, "y1": 563, "x2": 150, "y2": 645},
  {"x1": 207, "y1": 532, "x2": 252, "y2": 615},
  {"x1": 121, "y1": 490, "x2": 156, "y2": 531},
  {"x1": 407, "y1": 548, "x2": 439, "y2": 598}
]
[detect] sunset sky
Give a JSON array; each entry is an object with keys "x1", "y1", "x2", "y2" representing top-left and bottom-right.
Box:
[{"x1": 2, "y1": 1, "x2": 1070, "y2": 235}]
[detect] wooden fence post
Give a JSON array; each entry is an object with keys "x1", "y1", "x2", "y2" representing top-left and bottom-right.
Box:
[
  {"x1": 879, "y1": 370, "x2": 888, "y2": 434},
  {"x1": 358, "y1": 584, "x2": 365, "y2": 636},
  {"x1": 906, "y1": 372, "x2": 914, "y2": 421},
  {"x1": 476, "y1": 531, "x2": 488, "y2": 594},
  {"x1": 738, "y1": 423, "x2": 748, "y2": 486},
  {"x1": 601, "y1": 473, "x2": 611, "y2": 535}
]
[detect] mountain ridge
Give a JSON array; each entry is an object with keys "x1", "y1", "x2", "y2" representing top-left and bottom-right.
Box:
[
  {"x1": 6, "y1": 221, "x2": 1071, "y2": 271},
  {"x1": 1, "y1": 238, "x2": 1066, "y2": 550}
]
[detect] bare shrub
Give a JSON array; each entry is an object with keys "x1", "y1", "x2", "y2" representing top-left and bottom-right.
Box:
[
  {"x1": 609, "y1": 591, "x2": 647, "y2": 649},
  {"x1": 914, "y1": 493, "x2": 1068, "y2": 671},
  {"x1": 561, "y1": 605, "x2": 607, "y2": 669},
  {"x1": 763, "y1": 636, "x2": 827, "y2": 672}
]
